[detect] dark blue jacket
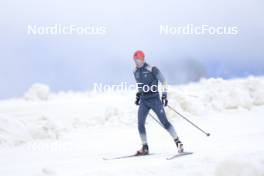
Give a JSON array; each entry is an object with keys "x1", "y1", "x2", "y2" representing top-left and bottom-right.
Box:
[{"x1": 134, "y1": 63, "x2": 167, "y2": 97}]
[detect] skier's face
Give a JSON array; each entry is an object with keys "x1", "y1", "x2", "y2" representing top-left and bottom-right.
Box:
[{"x1": 134, "y1": 58, "x2": 144, "y2": 68}]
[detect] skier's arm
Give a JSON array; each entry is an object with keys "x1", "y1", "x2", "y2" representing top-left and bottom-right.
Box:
[
  {"x1": 152, "y1": 67, "x2": 168, "y2": 94},
  {"x1": 133, "y1": 68, "x2": 144, "y2": 94},
  {"x1": 133, "y1": 70, "x2": 142, "y2": 105},
  {"x1": 152, "y1": 67, "x2": 168, "y2": 106}
]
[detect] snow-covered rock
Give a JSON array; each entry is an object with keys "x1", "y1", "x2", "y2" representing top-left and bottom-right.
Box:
[{"x1": 24, "y1": 83, "x2": 50, "y2": 101}]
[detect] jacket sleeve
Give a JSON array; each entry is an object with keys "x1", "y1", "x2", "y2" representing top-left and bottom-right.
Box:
[
  {"x1": 133, "y1": 69, "x2": 143, "y2": 93},
  {"x1": 152, "y1": 67, "x2": 168, "y2": 93}
]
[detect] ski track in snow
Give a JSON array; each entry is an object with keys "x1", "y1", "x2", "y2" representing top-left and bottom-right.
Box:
[{"x1": 0, "y1": 77, "x2": 264, "y2": 176}]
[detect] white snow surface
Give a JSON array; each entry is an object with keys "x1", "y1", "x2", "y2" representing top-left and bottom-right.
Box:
[{"x1": 0, "y1": 76, "x2": 264, "y2": 176}]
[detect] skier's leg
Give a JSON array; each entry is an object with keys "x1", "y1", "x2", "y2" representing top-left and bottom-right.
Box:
[
  {"x1": 150, "y1": 97, "x2": 184, "y2": 152},
  {"x1": 138, "y1": 101, "x2": 150, "y2": 145},
  {"x1": 150, "y1": 97, "x2": 178, "y2": 140}
]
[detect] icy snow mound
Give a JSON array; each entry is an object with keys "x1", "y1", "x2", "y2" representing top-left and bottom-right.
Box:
[
  {"x1": 0, "y1": 115, "x2": 60, "y2": 146},
  {"x1": 24, "y1": 83, "x2": 50, "y2": 101},
  {"x1": 169, "y1": 76, "x2": 264, "y2": 114},
  {"x1": 0, "y1": 76, "x2": 264, "y2": 146}
]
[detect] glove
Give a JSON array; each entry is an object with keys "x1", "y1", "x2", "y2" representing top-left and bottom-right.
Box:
[
  {"x1": 161, "y1": 92, "x2": 168, "y2": 106},
  {"x1": 135, "y1": 92, "x2": 141, "y2": 105}
]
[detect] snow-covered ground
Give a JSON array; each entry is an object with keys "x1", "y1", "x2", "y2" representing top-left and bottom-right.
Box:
[{"x1": 0, "y1": 77, "x2": 264, "y2": 176}]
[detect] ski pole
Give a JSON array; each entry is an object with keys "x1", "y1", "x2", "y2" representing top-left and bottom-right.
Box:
[
  {"x1": 148, "y1": 113, "x2": 164, "y2": 128},
  {"x1": 167, "y1": 104, "x2": 211, "y2": 137}
]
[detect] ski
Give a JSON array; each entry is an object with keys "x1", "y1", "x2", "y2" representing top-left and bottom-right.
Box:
[
  {"x1": 103, "y1": 153, "x2": 155, "y2": 160},
  {"x1": 166, "y1": 152, "x2": 193, "y2": 160}
]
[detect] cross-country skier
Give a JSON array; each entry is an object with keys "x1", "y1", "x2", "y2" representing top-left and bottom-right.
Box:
[{"x1": 133, "y1": 50, "x2": 184, "y2": 155}]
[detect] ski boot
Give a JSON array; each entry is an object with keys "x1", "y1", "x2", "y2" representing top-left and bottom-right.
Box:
[
  {"x1": 174, "y1": 138, "x2": 184, "y2": 153},
  {"x1": 136, "y1": 144, "x2": 149, "y2": 156}
]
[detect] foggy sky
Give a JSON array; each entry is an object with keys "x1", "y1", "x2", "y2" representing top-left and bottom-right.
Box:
[{"x1": 0, "y1": 0, "x2": 263, "y2": 99}]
